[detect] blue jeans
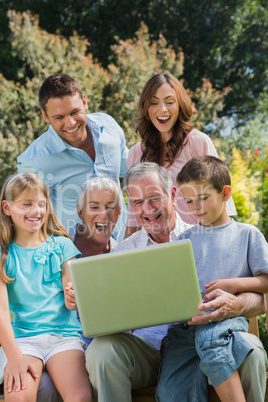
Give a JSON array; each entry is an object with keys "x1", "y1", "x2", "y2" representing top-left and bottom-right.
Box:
[
  {"x1": 156, "y1": 318, "x2": 252, "y2": 402},
  {"x1": 156, "y1": 324, "x2": 208, "y2": 402}
]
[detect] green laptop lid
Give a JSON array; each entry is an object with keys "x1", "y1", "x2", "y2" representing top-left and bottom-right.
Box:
[{"x1": 68, "y1": 239, "x2": 203, "y2": 337}]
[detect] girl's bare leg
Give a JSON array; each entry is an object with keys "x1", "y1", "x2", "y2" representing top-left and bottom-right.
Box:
[
  {"x1": 4, "y1": 355, "x2": 43, "y2": 402},
  {"x1": 46, "y1": 350, "x2": 92, "y2": 402},
  {"x1": 214, "y1": 370, "x2": 246, "y2": 402}
]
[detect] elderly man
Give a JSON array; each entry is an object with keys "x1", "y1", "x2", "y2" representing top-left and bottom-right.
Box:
[
  {"x1": 85, "y1": 162, "x2": 267, "y2": 402},
  {"x1": 17, "y1": 74, "x2": 128, "y2": 241}
]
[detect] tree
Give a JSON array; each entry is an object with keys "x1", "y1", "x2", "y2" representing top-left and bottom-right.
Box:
[
  {"x1": 104, "y1": 23, "x2": 227, "y2": 146},
  {"x1": 0, "y1": 10, "x2": 109, "y2": 186},
  {"x1": 0, "y1": 11, "x2": 227, "y2": 187},
  {"x1": 0, "y1": 74, "x2": 19, "y2": 181},
  {"x1": 1, "y1": 1, "x2": 267, "y2": 120},
  {"x1": 239, "y1": 149, "x2": 268, "y2": 240},
  {"x1": 228, "y1": 148, "x2": 260, "y2": 226},
  {"x1": 226, "y1": 115, "x2": 268, "y2": 153}
]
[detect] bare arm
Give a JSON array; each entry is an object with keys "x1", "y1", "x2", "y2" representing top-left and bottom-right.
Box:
[
  {"x1": 188, "y1": 289, "x2": 266, "y2": 325},
  {"x1": 0, "y1": 278, "x2": 38, "y2": 392},
  {"x1": 61, "y1": 258, "x2": 77, "y2": 310},
  {"x1": 204, "y1": 274, "x2": 268, "y2": 297}
]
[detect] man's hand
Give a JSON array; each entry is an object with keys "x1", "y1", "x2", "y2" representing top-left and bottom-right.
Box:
[{"x1": 188, "y1": 288, "x2": 245, "y2": 325}]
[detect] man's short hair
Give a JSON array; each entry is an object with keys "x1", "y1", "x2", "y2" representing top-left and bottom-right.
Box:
[
  {"x1": 124, "y1": 162, "x2": 173, "y2": 196},
  {"x1": 39, "y1": 74, "x2": 83, "y2": 112},
  {"x1": 176, "y1": 155, "x2": 231, "y2": 193}
]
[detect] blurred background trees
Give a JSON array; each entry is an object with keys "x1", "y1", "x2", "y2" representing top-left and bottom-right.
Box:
[{"x1": 0, "y1": 2, "x2": 267, "y2": 238}]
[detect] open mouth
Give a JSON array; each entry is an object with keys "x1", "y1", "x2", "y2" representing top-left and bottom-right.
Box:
[
  {"x1": 144, "y1": 213, "x2": 161, "y2": 222},
  {"x1": 95, "y1": 223, "x2": 110, "y2": 233},
  {"x1": 157, "y1": 117, "x2": 171, "y2": 125},
  {"x1": 26, "y1": 217, "x2": 40, "y2": 222},
  {"x1": 64, "y1": 125, "x2": 81, "y2": 134}
]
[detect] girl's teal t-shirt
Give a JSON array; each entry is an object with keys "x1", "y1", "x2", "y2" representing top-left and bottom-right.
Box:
[{"x1": 5, "y1": 236, "x2": 82, "y2": 339}]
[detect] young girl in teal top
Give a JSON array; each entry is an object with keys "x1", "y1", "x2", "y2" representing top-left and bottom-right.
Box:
[{"x1": 0, "y1": 173, "x2": 92, "y2": 401}]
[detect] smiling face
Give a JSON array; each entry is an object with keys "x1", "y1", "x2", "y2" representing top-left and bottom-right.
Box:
[
  {"x1": 180, "y1": 181, "x2": 231, "y2": 227},
  {"x1": 2, "y1": 189, "x2": 47, "y2": 237},
  {"x1": 41, "y1": 92, "x2": 88, "y2": 148},
  {"x1": 77, "y1": 188, "x2": 121, "y2": 245},
  {"x1": 128, "y1": 172, "x2": 177, "y2": 243},
  {"x1": 148, "y1": 82, "x2": 179, "y2": 142}
]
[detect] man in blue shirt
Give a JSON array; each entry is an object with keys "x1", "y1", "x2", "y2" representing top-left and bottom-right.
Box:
[{"x1": 17, "y1": 74, "x2": 129, "y2": 241}]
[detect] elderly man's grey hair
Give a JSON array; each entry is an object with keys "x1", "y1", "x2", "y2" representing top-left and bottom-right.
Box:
[
  {"x1": 124, "y1": 162, "x2": 173, "y2": 196},
  {"x1": 78, "y1": 177, "x2": 121, "y2": 209}
]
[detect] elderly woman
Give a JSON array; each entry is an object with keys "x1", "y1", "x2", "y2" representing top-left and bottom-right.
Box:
[{"x1": 69, "y1": 176, "x2": 122, "y2": 257}]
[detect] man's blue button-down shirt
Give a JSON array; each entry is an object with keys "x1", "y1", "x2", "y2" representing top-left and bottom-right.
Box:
[{"x1": 17, "y1": 113, "x2": 129, "y2": 241}]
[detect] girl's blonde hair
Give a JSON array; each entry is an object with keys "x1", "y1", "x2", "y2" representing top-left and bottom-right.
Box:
[{"x1": 0, "y1": 172, "x2": 70, "y2": 283}]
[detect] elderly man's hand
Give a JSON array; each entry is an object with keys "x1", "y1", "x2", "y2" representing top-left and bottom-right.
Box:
[{"x1": 188, "y1": 289, "x2": 247, "y2": 325}]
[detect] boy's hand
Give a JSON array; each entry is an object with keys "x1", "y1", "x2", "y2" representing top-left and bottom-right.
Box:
[
  {"x1": 64, "y1": 282, "x2": 77, "y2": 310},
  {"x1": 5, "y1": 355, "x2": 39, "y2": 393},
  {"x1": 203, "y1": 279, "x2": 239, "y2": 297}
]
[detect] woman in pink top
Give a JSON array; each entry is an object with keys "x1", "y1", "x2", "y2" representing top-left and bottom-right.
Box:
[{"x1": 126, "y1": 73, "x2": 236, "y2": 236}]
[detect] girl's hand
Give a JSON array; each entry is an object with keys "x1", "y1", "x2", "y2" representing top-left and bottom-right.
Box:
[
  {"x1": 64, "y1": 282, "x2": 77, "y2": 310},
  {"x1": 5, "y1": 355, "x2": 39, "y2": 393},
  {"x1": 203, "y1": 279, "x2": 239, "y2": 297}
]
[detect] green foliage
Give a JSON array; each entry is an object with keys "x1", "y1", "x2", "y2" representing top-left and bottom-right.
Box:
[
  {"x1": 239, "y1": 149, "x2": 268, "y2": 240},
  {"x1": 1, "y1": 0, "x2": 267, "y2": 121},
  {"x1": 0, "y1": 10, "x2": 267, "y2": 242},
  {"x1": 258, "y1": 314, "x2": 268, "y2": 350},
  {"x1": 0, "y1": 11, "x2": 226, "y2": 164},
  {"x1": 0, "y1": 10, "x2": 109, "y2": 187},
  {"x1": 226, "y1": 115, "x2": 268, "y2": 153},
  {"x1": 0, "y1": 73, "x2": 34, "y2": 185},
  {"x1": 228, "y1": 148, "x2": 260, "y2": 226},
  {"x1": 189, "y1": 80, "x2": 231, "y2": 136},
  {"x1": 224, "y1": 145, "x2": 268, "y2": 240},
  {"x1": 7, "y1": 10, "x2": 109, "y2": 106}
]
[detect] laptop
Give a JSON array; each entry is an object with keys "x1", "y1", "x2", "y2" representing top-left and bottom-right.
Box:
[{"x1": 68, "y1": 239, "x2": 203, "y2": 338}]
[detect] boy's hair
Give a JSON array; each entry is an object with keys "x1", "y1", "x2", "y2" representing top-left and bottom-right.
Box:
[
  {"x1": 39, "y1": 74, "x2": 83, "y2": 113},
  {"x1": 176, "y1": 155, "x2": 231, "y2": 193},
  {"x1": 0, "y1": 172, "x2": 70, "y2": 283},
  {"x1": 124, "y1": 162, "x2": 173, "y2": 197},
  {"x1": 78, "y1": 177, "x2": 122, "y2": 209}
]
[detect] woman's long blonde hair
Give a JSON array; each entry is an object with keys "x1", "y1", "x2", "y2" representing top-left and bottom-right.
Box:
[{"x1": 0, "y1": 173, "x2": 69, "y2": 283}]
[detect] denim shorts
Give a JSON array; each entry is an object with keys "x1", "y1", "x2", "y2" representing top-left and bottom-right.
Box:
[{"x1": 195, "y1": 316, "x2": 253, "y2": 387}]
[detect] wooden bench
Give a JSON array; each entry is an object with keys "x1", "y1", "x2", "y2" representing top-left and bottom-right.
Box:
[{"x1": 131, "y1": 308, "x2": 268, "y2": 402}]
